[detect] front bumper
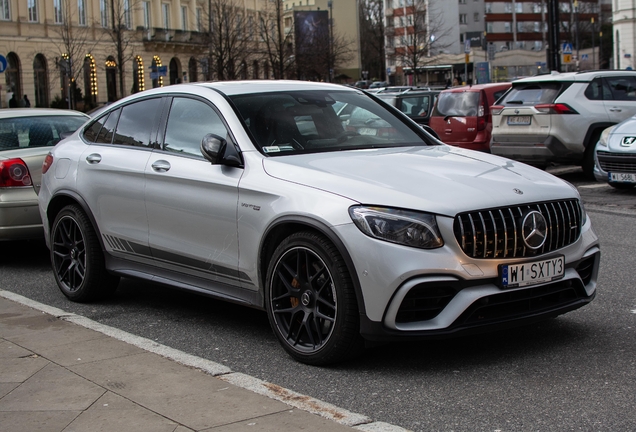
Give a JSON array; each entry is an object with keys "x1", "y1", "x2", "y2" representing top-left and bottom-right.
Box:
[{"x1": 334, "y1": 213, "x2": 600, "y2": 341}]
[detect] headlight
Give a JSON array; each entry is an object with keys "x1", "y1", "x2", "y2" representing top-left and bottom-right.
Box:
[
  {"x1": 597, "y1": 126, "x2": 615, "y2": 147},
  {"x1": 579, "y1": 199, "x2": 588, "y2": 227},
  {"x1": 349, "y1": 206, "x2": 444, "y2": 249}
]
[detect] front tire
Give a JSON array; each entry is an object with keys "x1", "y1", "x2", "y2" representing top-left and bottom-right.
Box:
[
  {"x1": 582, "y1": 131, "x2": 601, "y2": 180},
  {"x1": 265, "y1": 232, "x2": 364, "y2": 365},
  {"x1": 50, "y1": 205, "x2": 119, "y2": 302}
]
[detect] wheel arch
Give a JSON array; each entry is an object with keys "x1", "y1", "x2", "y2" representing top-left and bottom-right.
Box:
[
  {"x1": 258, "y1": 216, "x2": 366, "y2": 316},
  {"x1": 46, "y1": 190, "x2": 107, "y2": 252},
  {"x1": 583, "y1": 122, "x2": 615, "y2": 149}
]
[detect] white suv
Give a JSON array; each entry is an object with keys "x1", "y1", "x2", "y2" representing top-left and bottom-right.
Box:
[{"x1": 490, "y1": 70, "x2": 636, "y2": 178}]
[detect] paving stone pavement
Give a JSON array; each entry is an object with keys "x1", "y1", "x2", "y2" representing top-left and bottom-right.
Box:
[{"x1": 0, "y1": 294, "x2": 408, "y2": 432}]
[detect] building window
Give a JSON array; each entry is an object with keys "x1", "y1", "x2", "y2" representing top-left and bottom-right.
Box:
[
  {"x1": 124, "y1": 0, "x2": 131, "y2": 29},
  {"x1": 28, "y1": 0, "x2": 38, "y2": 21},
  {"x1": 534, "y1": 41, "x2": 543, "y2": 51},
  {"x1": 474, "y1": 12, "x2": 479, "y2": 22},
  {"x1": 143, "y1": 2, "x2": 151, "y2": 28},
  {"x1": 459, "y1": 0, "x2": 465, "y2": 4},
  {"x1": 459, "y1": 14, "x2": 467, "y2": 25},
  {"x1": 54, "y1": 0, "x2": 63, "y2": 23},
  {"x1": 0, "y1": 0, "x2": 9, "y2": 20},
  {"x1": 78, "y1": 0, "x2": 86, "y2": 25},
  {"x1": 162, "y1": 3, "x2": 170, "y2": 29},
  {"x1": 534, "y1": 21, "x2": 540, "y2": 32},
  {"x1": 560, "y1": 3, "x2": 571, "y2": 13},
  {"x1": 406, "y1": 14, "x2": 413, "y2": 26},
  {"x1": 100, "y1": 0, "x2": 108, "y2": 27},
  {"x1": 504, "y1": 22, "x2": 511, "y2": 33},
  {"x1": 181, "y1": 6, "x2": 187, "y2": 30},
  {"x1": 485, "y1": 3, "x2": 491, "y2": 14},
  {"x1": 515, "y1": 3, "x2": 522, "y2": 13},
  {"x1": 196, "y1": 8, "x2": 202, "y2": 32},
  {"x1": 533, "y1": 3, "x2": 546, "y2": 13},
  {"x1": 504, "y1": 3, "x2": 511, "y2": 13},
  {"x1": 486, "y1": 22, "x2": 493, "y2": 33}
]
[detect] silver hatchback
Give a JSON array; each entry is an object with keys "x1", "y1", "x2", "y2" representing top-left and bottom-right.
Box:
[{"x1": 39, "y1": 81, "x2": 600, "y2": 364}]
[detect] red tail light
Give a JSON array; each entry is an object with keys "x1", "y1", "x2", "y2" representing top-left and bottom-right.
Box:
[
  {"x1": 534, "y1": 103, "x2": 578, "y2": 114},
  {"x1": 0, "y1": 158, "x2": 33, "y2": 187},
  {"x1": 491, "y1": 105, "x2": 504, "y2": 115},
  {"x1": 42, "y1": 153, "x2": 54, "y2": 174}
]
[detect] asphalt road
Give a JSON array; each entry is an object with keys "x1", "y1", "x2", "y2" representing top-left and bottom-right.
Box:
[{"x1": 2, "y1": 167, "x2": 635, "y2": 431}]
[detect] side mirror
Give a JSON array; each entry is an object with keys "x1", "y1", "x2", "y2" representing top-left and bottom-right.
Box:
[{"x1": 200, "y1": 133, "x2": 243, "y2": 167}]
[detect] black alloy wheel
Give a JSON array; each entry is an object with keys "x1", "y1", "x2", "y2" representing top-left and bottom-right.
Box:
[
  {"x1": 266, "y1": 231, "x2": 363, "y2": 365},
  {"x1": 51, "y1": 205, "x2": 119, "y2": 302}
]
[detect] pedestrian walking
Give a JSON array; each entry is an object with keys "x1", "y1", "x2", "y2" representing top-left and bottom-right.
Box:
[
  {"x1": 23, "y1": 95, "x2": 31, "y2": 107},
  {"x1": 9, "y1": 94, "x2": 18, "y2": 108}
]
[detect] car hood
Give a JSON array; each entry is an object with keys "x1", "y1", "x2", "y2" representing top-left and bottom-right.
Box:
[
  {"x1": 607, "y1": 118, "x2": 636, "y2": 152},
  {"x1": 262, "y1": 145, "x2": 577, "y2": 216}
]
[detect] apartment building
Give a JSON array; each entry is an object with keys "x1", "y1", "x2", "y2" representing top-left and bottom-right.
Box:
[
  {"x1": 613, "y1": 0, "x2": 636, "y2": 69},
  {"x1": 0, "y1": 0, "x2": 360, "y2": 108}
]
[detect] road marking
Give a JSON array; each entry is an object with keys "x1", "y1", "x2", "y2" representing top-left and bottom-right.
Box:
[
  {"x1": 0, "y1": 289, "x2": 409, "y2": 432},
  {"x1": 579, "y1": 183, "x2": 611, "y2": 189}
]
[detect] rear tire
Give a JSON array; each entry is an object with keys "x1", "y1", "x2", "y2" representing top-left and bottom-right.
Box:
[
  {"x1": 582, "y1": 131, "x2": 601, "y2": 180},
  {"x1": 50, "y1": 205, "x2": 119, "y2": 302},
  {"x1": 265, "y1": 231, "x2": 364, "y2": 365}
]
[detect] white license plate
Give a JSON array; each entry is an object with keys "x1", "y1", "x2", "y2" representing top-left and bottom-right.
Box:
[
  {"x1": 507, "y1": 116, "x2": 531, "y2": 126},
  {"x1": 358, "y1": 127, "x2": 377, "y2": 136},
  {"x1": 501, "y1": 256, "x2": 564, "y2": 288},
  {"x1": 609, "y1": 172, "x2": 636, "y2": 183}
]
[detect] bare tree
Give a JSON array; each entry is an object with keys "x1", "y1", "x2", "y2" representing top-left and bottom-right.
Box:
[
  {"x1": 258, "y1": 0, "x2": 294, "y2": 79},
  {"x1": 101, "y1": 0, "x2": 142, "y2": 99},
  {"x1": 359, "y1": 0, "x2": 386, "y2": 81},
  {"x1": 51, "y1": 0, "x2": 100, "y2": 109},
  {"x1": 387, "y1": 0, "x2": 453, "y2": 85},
  {"x1": 204, "y1": 0, "x2": 258, "y2": 80}
]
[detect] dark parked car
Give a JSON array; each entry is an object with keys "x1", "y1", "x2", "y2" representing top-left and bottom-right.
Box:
[{"x1": 429, "y1": 82, "x2": 511, "y2": 152}]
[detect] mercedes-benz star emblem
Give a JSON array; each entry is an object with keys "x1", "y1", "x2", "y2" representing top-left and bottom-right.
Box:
[{"x1": 521, "y1": 211, "x2": 548, "y2": 250}]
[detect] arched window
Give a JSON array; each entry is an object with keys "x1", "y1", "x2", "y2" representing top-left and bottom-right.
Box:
[
  {"x1": 252, "y1": 61, "x2": 259, "y2": 79},
  {"x1": 5, "y1": 53, "x2": 22, "y2": 106},
  {"x1": 240, "y1": 61, "x2": 248, "y2": 80},
  {"x1": 169, "y1": 58, "x2": 181, "y2": 85},
  {"x1": 151, "y1": 56, "x2": 163, "y2": 88},
  {"x1": 33, "y1": 54, "x2": 49, "y2": 107},
  {"x1": 105, "y1": 56, "x2": 118, "y2": 102},
  {"x1": 188, "y1": 57, "x2": 198, "y2": 83}
]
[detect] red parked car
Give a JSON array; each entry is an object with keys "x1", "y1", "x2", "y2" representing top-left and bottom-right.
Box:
[{"x1": 429, "y1": 82, "x2": 511, "y2": 152}]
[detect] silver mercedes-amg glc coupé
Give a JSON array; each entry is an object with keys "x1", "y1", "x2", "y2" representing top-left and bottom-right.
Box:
[{"x1": 38, "y1": 81, "x2": 600, "y2": 364}]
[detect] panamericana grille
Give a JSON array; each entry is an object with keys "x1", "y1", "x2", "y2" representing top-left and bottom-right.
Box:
[
  {"x1": 596, "y1": 151, "x2": 636, "y2": 174},
  {"x1": 453, "y1": 199, "x2": 582, "y2": 259}
]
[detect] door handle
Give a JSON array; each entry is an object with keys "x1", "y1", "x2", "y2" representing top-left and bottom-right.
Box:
[
  {"x1": 151, "y1": 160, "x2": 171, "y2": 172},
  {"x1": 609, "y1": 107, "x2": 622, "y2": 112},
  {"x1": 86, "y1": 153, "x2": 102, "y2": 164}
]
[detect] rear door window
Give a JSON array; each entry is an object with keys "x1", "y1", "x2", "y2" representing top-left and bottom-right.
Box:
[
  {"x1": 605, "y1": 76, "x2": 636, "y2": 101},
  {"x1": 433, "y1": 92, "x2": 480, "y2": 117},
  {"x1": 500, "y1": 83, "x2": 561, "y2": 106},
  {"x1": 112, "y1": 98, "x2": 162, "y2": 147},
  {"x1": 584, "y1": 77, "x2": 613, "y2": 100}
]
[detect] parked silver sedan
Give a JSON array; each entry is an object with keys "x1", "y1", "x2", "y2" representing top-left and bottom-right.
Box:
[
  {"x1": 0, "y1": 108, "x2": 89, "y2": 240},
  {"x1": 38, "y1": 81, "x2": 600, "y2": 365},
  {"x1": 594, "y1": 115, "x2": 636, "y2": 189}
]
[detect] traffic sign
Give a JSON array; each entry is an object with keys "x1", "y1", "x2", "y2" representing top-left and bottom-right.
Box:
[
  {"x1": 0, "y1": 55, "x2": 7, "y2": 73},
  {"x1": 581, "y1": 54, "x2": 589, "y2": 60},
  {"x1": 562, "y1": 54, "x2": 572, "y2": 64},
  {"x1": 562, "y1": 43, "x2": 573, "y2": 54}
]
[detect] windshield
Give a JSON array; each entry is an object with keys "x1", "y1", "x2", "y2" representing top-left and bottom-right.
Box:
[
  {"x1": 0, "y1": 115, "x2": 87, "y2": 151},
  {"x1": 433, "y1": 92, "x2": 480, "y2": 117},
  {"x1": 229, "y1": 90, "x2": 430, "y2": 156},
  {"x1": 501, "y1": 83, "x2": 561, "y2": 106}
]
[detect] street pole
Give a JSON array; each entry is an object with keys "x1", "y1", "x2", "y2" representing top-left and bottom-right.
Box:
[
  {"x1": 546, "y1": 0, "x2": 561, "y2": 71},
  {"x1": 575, "y1": 0, "x2": 579, "y2": 70}
]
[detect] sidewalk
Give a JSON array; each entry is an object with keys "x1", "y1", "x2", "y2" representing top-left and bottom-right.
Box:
[{"x1": 0, "y1": 293, "x2": 403, "y2": 432}]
